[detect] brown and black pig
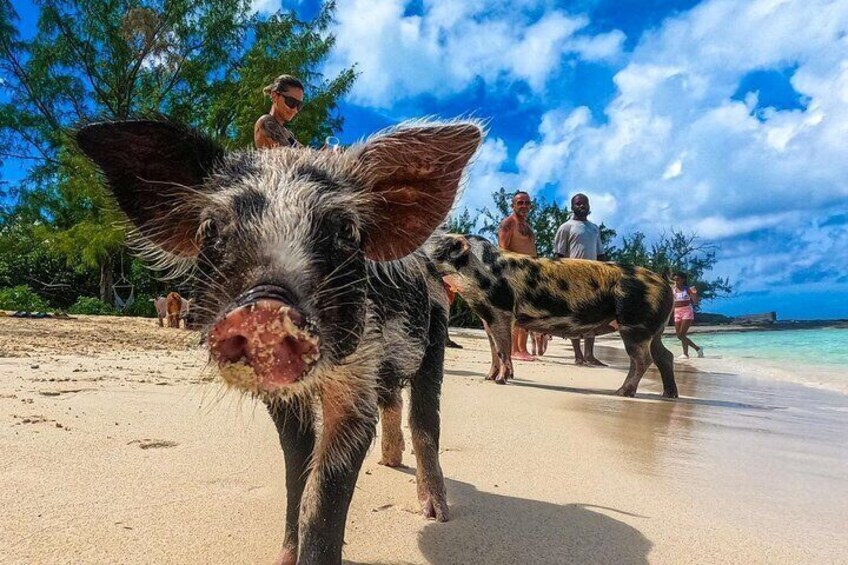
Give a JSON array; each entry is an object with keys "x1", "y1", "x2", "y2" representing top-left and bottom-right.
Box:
[
  {"x1": 165, "y1": 291, "x2": 183, "y2": 328},
  {"x1": 76, "y1": 119, "x2": 483, "y2": 565},
  {"x1": 430, "y1": 234, "x2": 678, "y2": 398}
]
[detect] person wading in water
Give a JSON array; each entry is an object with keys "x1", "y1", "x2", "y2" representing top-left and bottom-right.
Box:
[{"x1": 672, "y1": 271, "x2": 704, "y2": 359}]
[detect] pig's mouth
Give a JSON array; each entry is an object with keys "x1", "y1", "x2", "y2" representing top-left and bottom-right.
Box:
[{"x1": 208, "y1": 294, "x2": 321, "y2": 393}]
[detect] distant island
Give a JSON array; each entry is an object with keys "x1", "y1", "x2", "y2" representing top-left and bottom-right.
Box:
[{"x1": 695, "y1": 311, "x2": 848, "y2": 329}]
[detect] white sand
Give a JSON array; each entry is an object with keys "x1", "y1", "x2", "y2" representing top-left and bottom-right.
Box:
[{"x1": 1, "y1": 317, "x2": 846, "y2": 564}]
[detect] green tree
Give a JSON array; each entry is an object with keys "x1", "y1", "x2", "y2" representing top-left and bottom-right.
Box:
[
  {"x1": 0, "y1": 217, "x2": 99, "y2": 307},
  {"x1": 610, "y1": 230, "x2": 732, "y2": 303},
  {"x1": 0, "y1": 0, "x2": 355, "y2": 304},
  {"x1": 445, "y1": 207, "x2": 478, "y2": 234}
]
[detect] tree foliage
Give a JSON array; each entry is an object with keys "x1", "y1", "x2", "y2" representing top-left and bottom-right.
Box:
[
  {"x1": 0, "y1": 217, "x2": 99, "y2": 307},
  {"x1": 610, "y1": 230, "x2": 732, "y2": 302},
  {"x1": 445, "y1": 207, "x2": 478, "y2": 234}
]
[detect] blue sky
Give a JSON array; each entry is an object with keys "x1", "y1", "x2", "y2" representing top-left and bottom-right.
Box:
[{"x1": 6, "y1": 0, "x2": 848, "y2": 320}]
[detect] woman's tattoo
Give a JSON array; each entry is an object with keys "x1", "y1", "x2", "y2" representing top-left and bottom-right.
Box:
[{"x1": 261, "y1": 116, "x2": 297, "y2": 147}]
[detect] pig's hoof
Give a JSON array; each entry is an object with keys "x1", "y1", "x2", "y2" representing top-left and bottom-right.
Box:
[
  {"x1": 662, "y1": 390, "x2": 679, "y2": 399},
  {"x1": 421, "y1": 496, "x2": 449, "y2": 522},
  {"x1": 614, "y1": 386, "x2": 636, "y2": 397},
  {"x1": 494, "y1": 377, "x2": 507, "y2": 385},
  {"x1": 485, "y1": 373, "x2": 497, "y2": 381},
  {"x1": 378, "y1": 455, "x2": 405, "y2": 467},
  {"x1": 273, "y1": 547, "x2": 297, "y2": 565}
]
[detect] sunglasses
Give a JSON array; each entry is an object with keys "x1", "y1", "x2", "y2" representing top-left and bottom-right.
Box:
[{"x1": 276, "y1": 93, "x2": 303, "y2": 111}]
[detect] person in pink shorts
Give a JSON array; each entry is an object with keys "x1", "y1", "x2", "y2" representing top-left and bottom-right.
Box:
[{"x1": 672, "y1": 272, "x2": 703, "y2": 359}]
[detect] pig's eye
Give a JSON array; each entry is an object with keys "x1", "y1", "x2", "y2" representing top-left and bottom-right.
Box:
[
  {"x1": 334, "y1": 221, "x2": 358, "y2": 246},
  {"x1": 202, "y1": 220, "x2": 220, "y2": 244}
]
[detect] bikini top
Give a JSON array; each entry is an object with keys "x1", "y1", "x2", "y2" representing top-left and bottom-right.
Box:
[{"x1": 673, "y1": 287, "x2": 690, "y2": 302}]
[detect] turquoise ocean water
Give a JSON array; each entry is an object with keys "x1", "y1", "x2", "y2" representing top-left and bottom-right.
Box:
[{"x1": 692, "y1": 327, "x2": 848, "y2": 367}]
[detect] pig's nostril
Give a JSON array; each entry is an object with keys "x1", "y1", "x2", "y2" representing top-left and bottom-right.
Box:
[
  {"x1": 217, "y1": 334, "x2": 248, "y2": 364},
  {"x1": 286, "y1": 308, "x2": 304, "y2": 327}
]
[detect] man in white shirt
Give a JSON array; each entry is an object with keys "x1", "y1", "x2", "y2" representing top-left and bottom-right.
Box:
[{"x1": 554, "y1": 193, "x2": 609, "y2": 366}]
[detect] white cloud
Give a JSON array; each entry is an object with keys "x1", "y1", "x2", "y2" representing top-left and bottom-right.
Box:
[
  {"x1": 662, "y1": 158, "x2": 683, "y2": 180},
  {"x1": 251, "y1": 0, "x2": 284, "y2": 14},
  {"x1": 327, "y1": 0, "x2": 625, "y2": 106},
  {"x1": 490, "y1": 0, "x2": 848, "y2": 292},
  {"x1": 690, "y1": 212, "x2": 794, "y2": 240}
]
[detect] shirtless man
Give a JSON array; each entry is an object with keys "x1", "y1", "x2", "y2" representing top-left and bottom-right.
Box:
[
  {"x1": 497, "y1": 191, "x2": 537, "y2": 362},
  {"x1": 254, "y1": 74, "x2": 304, "y2": 149}
]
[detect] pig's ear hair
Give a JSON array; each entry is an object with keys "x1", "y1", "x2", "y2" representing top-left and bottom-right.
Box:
[
  {"x1": 75, "y1": 120, "x2": 224, "y2": 257},
  {"x1": 357, "y1": 121, "x2": 484, "y2": 262}
]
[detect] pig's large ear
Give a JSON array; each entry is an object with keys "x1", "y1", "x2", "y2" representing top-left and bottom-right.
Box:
[
  {"x1": 357, "y1": 122, "x2": 483, "y2": 261},
  {"x1": 75, "y1": 120, "x2": 224, "y2": 257}
]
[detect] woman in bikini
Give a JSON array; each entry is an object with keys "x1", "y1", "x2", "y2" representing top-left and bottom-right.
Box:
[{"x1": 672, "y1": 271, "x2": 703, "y2": 359}]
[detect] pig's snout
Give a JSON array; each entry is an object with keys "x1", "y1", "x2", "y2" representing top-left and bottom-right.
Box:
[{"x1": 209, "y1": 298, "x2": 320, "y2": 391}]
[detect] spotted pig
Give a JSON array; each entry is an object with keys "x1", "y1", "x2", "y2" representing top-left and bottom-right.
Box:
[
  {"x1": 76, "y1": 119, "x2": 483, "y2": 565},
  {"x1": 430, "y1": 234, "x2": 678, "y2": 398}
]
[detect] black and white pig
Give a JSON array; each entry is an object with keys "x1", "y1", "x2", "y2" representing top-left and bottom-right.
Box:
[
  {"x1": 429, "y1": 234, "x2": 678, "y2": 398},
  {"x1": 76, "y1": 119, "x2": 483, "y2": 565}
]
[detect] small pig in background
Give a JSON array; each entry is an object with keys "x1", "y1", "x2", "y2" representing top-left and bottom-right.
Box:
[
  {"x1": 431, "y1": 234, "x2": 677, "y2": 398},
  {"x1": 152, "y1": 296, "x2": 167, "y2": 327},
  {"x1": 165, "y1": 291, "x2": 183, "y2": 328},
  {"x1": 76, "y1": 119, "x2": 483, "y2": 565}
]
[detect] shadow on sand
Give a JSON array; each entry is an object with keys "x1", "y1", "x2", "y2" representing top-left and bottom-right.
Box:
[
  {"x1": 507, "y1": 380, "x2": 782, "y2": 411},
  {"x1": 444, "y1": 368, "x2": 485, "y2": 378},
  {"x1": 451, "y1": 343, "x2": 784, "y2": 412},
  {"x1": 413, "y1": 475, "x2": 651, "y2": 565}
]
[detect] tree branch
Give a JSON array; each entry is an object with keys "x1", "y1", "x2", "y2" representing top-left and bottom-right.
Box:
[
  {"x1": 0, "y1": 35, "x2": 62, "y2": 131},
  {"x1": 49, "y1": 9, "x2": 119, "y2": 116}
]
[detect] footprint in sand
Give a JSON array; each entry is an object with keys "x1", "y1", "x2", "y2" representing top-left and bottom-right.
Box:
[
  {"x1": 127, "y1": 439, "x2": 179, "y2": 449},
  {"x1": 11, "y1": 414, "x2": 68, "y2": 429},
  {"x1": 38, "y1": 388, "x2": 93, "y2": 396},
  {"x1": 12, "y1": 414, "x2": 53, "y2": 425}
]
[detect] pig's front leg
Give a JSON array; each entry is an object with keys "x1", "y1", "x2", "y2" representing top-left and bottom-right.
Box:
[
  {"x1": 487, "y1": 316, "x2": 514, "y2": 384},
  {"x1": 267, "y1": 398, "x2": 316, "y2": 565},
  {"x1": 297, "y1": 382, "x2": 378, "y2": 564},
  {"x1": 410, "y1": 318, "x2": 449, "y2": 521},
  {"x1": 481, "y1": 321, "x2": 501, "y2": 380},
  {"x1": 378, "y1": 388, "x2": 405, "y2": 467}
]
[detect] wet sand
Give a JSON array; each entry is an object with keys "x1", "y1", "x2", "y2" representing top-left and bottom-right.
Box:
[{"x1": 1, "y1": 317, "x2": 846, "y2": 564}]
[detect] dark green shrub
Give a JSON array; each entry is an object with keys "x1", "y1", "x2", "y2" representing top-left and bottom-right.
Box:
[
  {"x1": 68, "y1": 297, "x2": 117, "y2": 316},
  {"x1": 0, "y1": 285, "x2": 49, "y2": 311},
  {"x1": 123, "y1": 293, "x2": 157, "y2": 318}
]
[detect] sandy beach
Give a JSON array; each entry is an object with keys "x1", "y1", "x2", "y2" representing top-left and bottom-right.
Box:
[{"x1": 1, "y1": 315, "x2": 846, "y2": 564}]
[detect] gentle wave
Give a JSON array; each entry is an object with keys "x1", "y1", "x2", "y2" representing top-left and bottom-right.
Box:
[{"x1": 670, "y1": 328, "x2": 848, "y2": 395}]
